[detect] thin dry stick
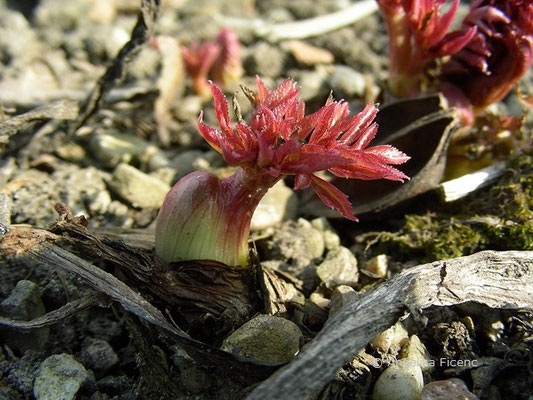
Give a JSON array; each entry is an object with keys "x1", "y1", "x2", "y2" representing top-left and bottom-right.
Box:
[
  {"x1": 70, "y1": 0, "x2": 160, "y2": 134},
  {"x1": 0, "y1": 293, "x2": 108, "y2": 330},
  {"x1": 246, "y1": 250, "x2": 533, "y2": 399},
  {"x1": 217, "y1": 0, "x2": 378, "y2": 42}
]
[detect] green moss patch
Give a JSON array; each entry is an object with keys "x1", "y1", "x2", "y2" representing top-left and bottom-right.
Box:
[{"x1": 364, "y1": 153, "x2": 533, "y2": 261}]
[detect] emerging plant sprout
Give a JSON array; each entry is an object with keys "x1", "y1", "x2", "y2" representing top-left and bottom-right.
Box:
[
  {"x1": 441, "y1": 0, "x2": 533, "y2": 113},
  {"x1": 181, "y1": 39, "x2": 220, "y2": 98},
  {"x1": 181, "y1": 28, "x2": 243, "y2": 98},
  {"x1": 376, "y1": 0, "x2": 476, "y2": 97},
  {"x1": 377, "y1": 0, "x2": 533, "y2": 122},
  {"x1": 155, "y1": 77, "x2": 410, "y2": 267}
]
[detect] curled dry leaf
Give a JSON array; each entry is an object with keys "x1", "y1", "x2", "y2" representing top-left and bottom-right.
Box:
[{"x1": 301, "y1": 94, "x2": 458, "y2": 218}]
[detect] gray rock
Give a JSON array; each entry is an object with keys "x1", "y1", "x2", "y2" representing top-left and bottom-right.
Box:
[
  {"x1": 401, "y1": 335, "x2": 433, "y2": 373},
  {"x1": 33, "y1": 354, "x2": 89, "y2": 400},
  {"x1": 421, "y1": 379, "x2": 478, "y2": 400},
  {"x1": 316, "y1": 246, "x2": 359, "y2": 290},
  {"x1": 104, "y1": 201, "x2": 134, "y2": 228},
  {"x1": 52, "y1": 166, "x2": 111, "y2": 217},
  {"x1": 0, "y1": 280, "x2": 49, "y2": 353},
  {"x1": 260, "y1": 218, "x2": 325, "y2": 291},
  {"x1": 54, "y1": 142, "x2": 88, "y2": 164},
  {"x1": 88, "y1": 132, "x2": 152, "y2": 169},
  {"x1": 329, "y1": 65, "x2": 366, "y2": 99},
  {"x1": 373, "y1": 362, "x2": 424, "y2": 400},
  {"x1": 35, "y1": 0, "x2": 94, "y2": 30},
  {"x1": 329, "y1": 285, "x2": 359, "y2": 317},
  {"x1": 361, "y1": 254, "x2": 389, "y2": 278},
  {"x1": 8, "y1": 166, "x2": 111, "y2": 227},
  {"x1": 0, "y1": 7, "x2": 42, "y2": 66},
  {"x1": 9, "y1": 169, "x2": 60, "y2": 227},
  {"x1": 170, "y1": 150, "x2": 210, "y2": 180},
  {"x1": 174, "y1": 95, "x2": 203, "y2": 123},
  {"x1": 311, "y1": 217, "x2": 341, "y2": 250},
  {"x1": 78, "y1": 338, "x2": 118, "y2": 378},
  {"x1": 128, "y1": 45, "x2": 160, "y2": 81},
  {"x1": 145, "y1": 147, "x2": 172, "y2": 172},
  {"x1": 179, "y1": 366, "x2": 212, "y2": 394},
  {"x1": 289, "y1": 66, "x2": 331, "y2": 101},
  {"x1": 370, "y1": 321, "x2": 409, "y2": 355},
  {"x1": 109, "y1": 163, "x2": 170, "y2": 209},
  {"x1": 86, "y1": 316, "x2": 123, "y2": 342},
  {"x1": 221, "y1": 315, "x2": 302, "y2": 366},
  {"x1": 251, "y1": 180, "x2": 298, "y2": 231},
  {"x1": 244, "y1": 42, "x2": 287, "y2": 78},
  {"x1": 264, "y1": 218, "x2": 325, "y2": 267},
  {"x1": 6, "y1": 350, "x2": 41, "y2": 398}
]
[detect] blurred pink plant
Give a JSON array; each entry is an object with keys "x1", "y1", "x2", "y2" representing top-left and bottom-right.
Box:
[
  {"x1": 376, "y1": 0, "x2": 476, "y2": 96},
  {"x1": 441, "y1": 0, "x2": 533, "y2": 111},
  {"x1": 377, "y1": 0, "x2": 533, "y2": 122},
  {"x1": 181, "y1": 28, "x2": 243, "y2": 98}
]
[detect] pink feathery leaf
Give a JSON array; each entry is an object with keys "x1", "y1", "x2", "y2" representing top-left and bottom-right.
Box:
[
  {"x1": 196, "y1": 77, "x2": 410, "y2": 221},
  {"x1": 330, "y1": 151, "x2": 410, "y2": 181},
  {"x1": 365, "y1": 145, "x2": 411, "y2": 165},
  {"x1": 309, "y1": 174, "x2": 357, "y2": 221},
  {"x1": 351, "y1": 123, "x2": 379, "y2": 151},
  {"x1": 197, "y1": 112, "x2": 222, "y2": 153},
  {"x1": 280, "y1": 145, "x2": 354, "y2": 175},
  {"x1": 339, "y1": 103, "x2": 379, "y2": 146}
]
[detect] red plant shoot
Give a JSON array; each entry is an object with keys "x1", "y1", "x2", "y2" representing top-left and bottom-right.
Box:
[
  {"x1": 441, "y1": 0, "x2": 533, "y2": 111},
  {"x1": 377, "y1": 0, "x2": 533, "y2": 122},
  {"x1": 181, "y1": 28, "x2": 243, "y2": 98},
  {"x1": 155, "y1": 77, "x2": 410, "y2": 267},
  {"x1": 376, "y1": 0, "x2": 476, "y2": 96}
]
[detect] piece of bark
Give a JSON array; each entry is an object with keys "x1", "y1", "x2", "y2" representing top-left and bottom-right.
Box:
[
  {"x1": 0, "y1": 99, "x2": 79, "y2": 137},
  {"x1": 246, "y1": 250, "x2": 533, "y2": 399}
]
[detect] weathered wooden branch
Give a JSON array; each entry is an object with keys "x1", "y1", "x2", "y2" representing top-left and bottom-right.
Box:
[{"x1": 246, "y1": 250, "x2": 533, "y2": 399}]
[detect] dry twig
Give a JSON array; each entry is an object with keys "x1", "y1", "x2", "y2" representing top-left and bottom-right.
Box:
[
  {"x1": 217, "y1": 0, "x2": 378, "y2": 42},
  {"x1": 70, "y1": 0, "x2": 160, "y2": 133}
]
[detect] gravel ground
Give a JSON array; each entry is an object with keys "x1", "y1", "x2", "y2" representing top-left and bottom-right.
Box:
[{"x1": 1, "y1": 1, "x2": 532, "y2": 399}]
